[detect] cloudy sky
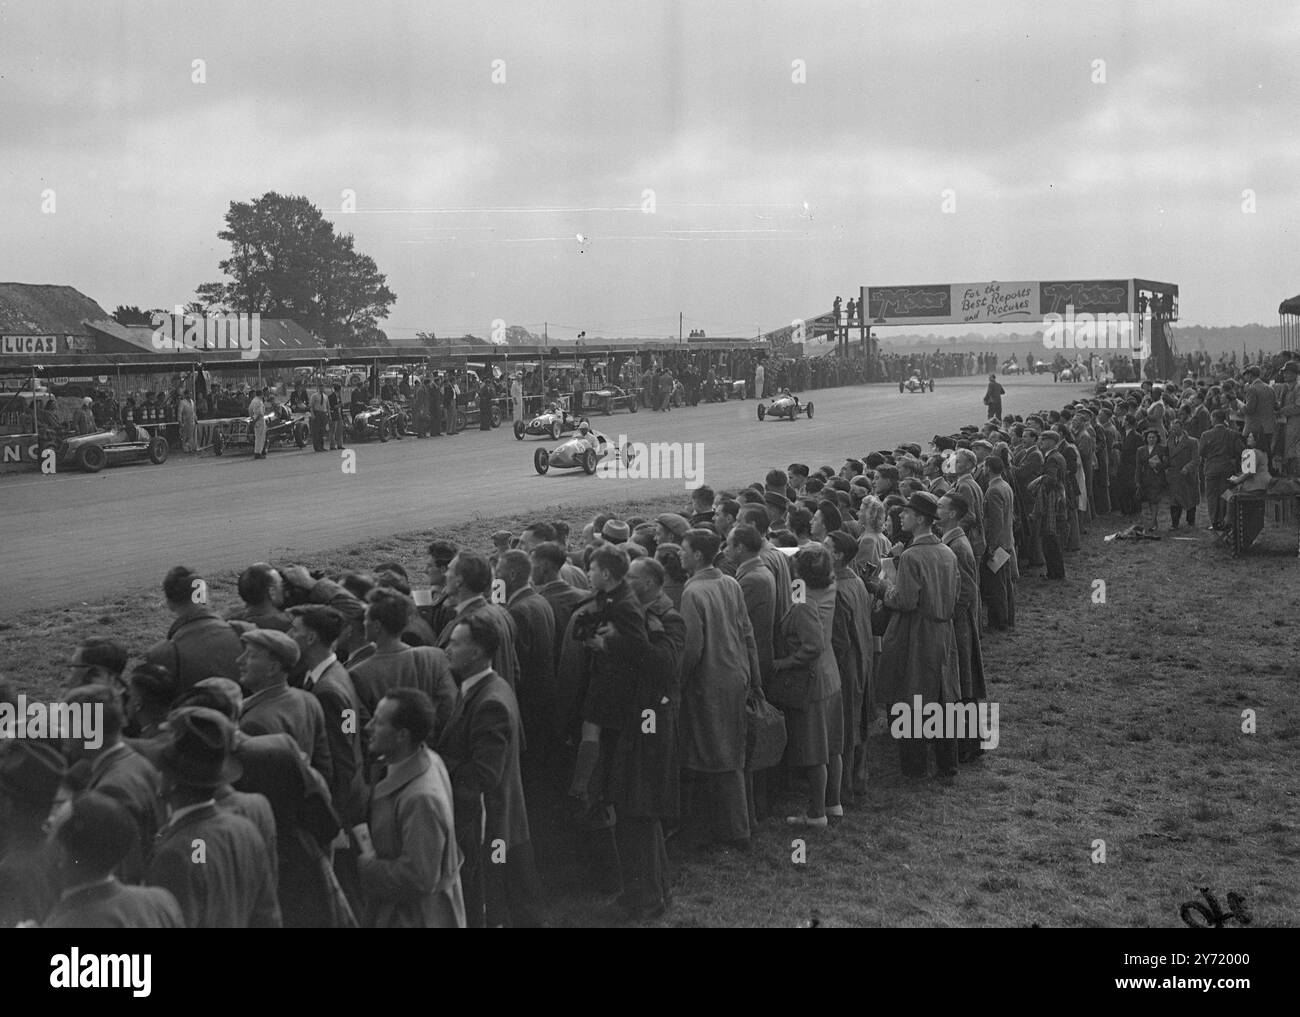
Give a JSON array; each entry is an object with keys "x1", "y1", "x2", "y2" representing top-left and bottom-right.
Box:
[{"x1": 2, "y1": 0, "x2": 1298, "y2": 340}]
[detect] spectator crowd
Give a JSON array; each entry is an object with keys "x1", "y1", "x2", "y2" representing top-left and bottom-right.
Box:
[{"x1": 3, "y1": 350, "x2": 1298, "y2": 928}]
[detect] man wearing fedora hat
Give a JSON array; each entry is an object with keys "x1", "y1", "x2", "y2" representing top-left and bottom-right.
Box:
[
  {"x1": 237, "y1": 628, "x2": 333, "y2": 785},
  {"x1": 145, "y1": 707, "x2": 282, "y2": 927},
  {"x1": 864, "y1": 492, "x2": 961, "y2": 781},
  {"x1": 0, "y1": 740, "x2": 66, "y2": 926},
  {"x1": 45, "y1": 792, "x2": 184, "y2": 928}
]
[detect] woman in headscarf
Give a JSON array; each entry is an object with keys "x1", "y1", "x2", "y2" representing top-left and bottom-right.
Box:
[{"x1": 774, "y1": 545, "x2": 842, "y2": 829}]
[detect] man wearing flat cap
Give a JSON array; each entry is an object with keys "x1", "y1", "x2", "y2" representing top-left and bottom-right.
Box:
[
  {"x1": 237, "y1": 628, "x2": 333, "y2": 784},
  {"x1": 864, "y1": 492, "x2": 961, "y2": 781},
  {"x1": 145, "y1": 707, "x2": 282, "y2": 928}
]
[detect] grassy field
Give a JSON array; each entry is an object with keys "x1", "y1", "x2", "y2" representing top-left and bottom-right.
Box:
[{"x1": 3, "y1": 487, "x2": 1297, "y2": 928}]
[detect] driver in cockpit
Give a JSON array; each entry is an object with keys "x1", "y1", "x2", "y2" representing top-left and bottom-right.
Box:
[{"x1": 575, "y1": 419, "x2": 608, "y2": 456}]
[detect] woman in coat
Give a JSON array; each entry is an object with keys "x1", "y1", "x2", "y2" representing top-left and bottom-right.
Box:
[
  {"x1": 1114, "y1": 414, "x2": 1141, "y2": 515},
  {"x1": 1165, "y1": 417, "x2": 1200, "y2": 529},
  {"x1": 773, "y1": 545, "x2": 842, "y2": 829},
  {"x1": 825, "y1": 531, "x2": 873, "y2": 802},
  {"x1": 1135, "y1": 428, "x2": 1169, "y2": 531},
  {"x1": 1028, "y1": 457, "x2": 1070, "y2": 580}
]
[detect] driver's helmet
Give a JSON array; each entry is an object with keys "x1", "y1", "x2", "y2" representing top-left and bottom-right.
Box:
[{"x1": 578, "y1": 419, "x2": 591, "y2": 435}]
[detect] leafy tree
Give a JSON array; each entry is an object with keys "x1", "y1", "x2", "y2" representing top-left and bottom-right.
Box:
[
  {"x1": 111, "y1": 305, "x2": 154, "y2": 326},
  {"x1": 196, "y1": 192, "x2": 396, "y2": 346}
]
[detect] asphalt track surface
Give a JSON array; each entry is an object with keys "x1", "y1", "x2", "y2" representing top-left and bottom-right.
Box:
[{"x1": 1, "y1": 375, "x2": 1086, "y2": 616}]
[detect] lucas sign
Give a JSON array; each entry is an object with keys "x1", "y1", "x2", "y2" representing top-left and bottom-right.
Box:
[{"x1": 1, "y1": 334, "x2": 61, "y2": 355}]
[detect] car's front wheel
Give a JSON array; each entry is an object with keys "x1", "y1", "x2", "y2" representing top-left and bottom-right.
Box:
[
  {"x1": 148, "y1": 437, "x2": 169, "y2": 464},
  {"x1": 490, "y1": 406, "x2": 502, "y2": 428},
  {"x1": 629, "y1": 400, "x2": 638, "y2": 413},
  {"x1": 551, "y1": 420, "x2": 561, "y2": 440},
  {"x1": 806, "y1": 401, "x2": 815, "y2": 419},
  {"x1": 534, "y1": 448, "x2": 550, "y2": 475},
  {"x1": 514, "y1": 420, "x2": 526, "y2": 440},
  {"x1": 77, "y1": 444, "x2": 107, "y2": 473},
  {"x1": 757, "y1": 404, "x2": 766, "y2": 421},
  {"x1": 582, "y1": 448, "x2": 597, "y2": 474}
]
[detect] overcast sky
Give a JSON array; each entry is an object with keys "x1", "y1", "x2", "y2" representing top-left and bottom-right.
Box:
[{"x1": 3, "y1": 0, "x2": 1298, "y2": 340}]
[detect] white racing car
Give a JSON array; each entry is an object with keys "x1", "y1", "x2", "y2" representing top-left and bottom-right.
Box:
[{"x1": 533, "y1": 421, "x2": 637, "y2": 475}]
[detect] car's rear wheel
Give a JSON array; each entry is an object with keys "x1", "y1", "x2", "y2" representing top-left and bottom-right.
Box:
[
  {"x1": 534, "y1": 448, "x2": 550, "y2": 475},
  {"x1": 582, "y1": 449, "x2": 597, "y2": 474},
  {"x1": 378, "y1": 420, "x2": 388, "y2": 442},
  {"x1": 148, "y1": 437, "x2": 169, "y2": 464},
  {"x1": 806, "y1": 402, "x2": 815, "y2": 419},
  {"x1": 551, "y1": 420, "x2": 561, "y2": 440},
  {"x1": 213, "y1": 432, "x2": 225, "y2": 456},
  {"x1": 757, "y1": 404, "x2": 766, "y2": 421},
  {"x1": 77, "y1": 444, "x2": 106, "y2": 473},
  {"x1": 514, "y1": 420, "x2": 526, "y2": 440}
]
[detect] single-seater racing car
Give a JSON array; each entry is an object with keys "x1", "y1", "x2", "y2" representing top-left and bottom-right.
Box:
[
  {"x1": 582, "y1": 386, "x2": 639, "y2": 415},
  {"x1": 213, "y1": 405, "x2": 309, "y2": 455},
  {"x1": 350, "y1": 399, "x2": 408, "y2": 442},
  {"x1": 899, "y1": 372, "x2": 935, "y2": 393},
  {"x1": 757, "y1": 390, "x2": 814, "y2": 421},
  {"x1": 56, "y1": 424, "x2": 169, "y2": 473},
  {"x1": 533, "y1": 420, "x2": 637, "y2": 475},
  {"x1": 514, "y1": 399, "x2": 578, "y2": 440}
]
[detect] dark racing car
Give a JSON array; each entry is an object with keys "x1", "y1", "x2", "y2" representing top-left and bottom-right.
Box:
[
  {"x1": 582, "y1": 386, "x2": 639, "y2": 415},
  {"x1": 514, "y1": 399, "x2": 578, "y2": 440},
  {"x1": 350, "y1": 399, "x2": 408, "y2": 442},
  {"x1": 533, "y1": 422, "x2": 637, "y2": 475},
  {"x1": 757, "y1": 391, "x2": 814, "y2": 421},
  {"x1": 213, "y1": 406, "x2": 309, "y2": 455},
  {"x1": 56, "y1": 425, "x2": 169, "y2": 473}
]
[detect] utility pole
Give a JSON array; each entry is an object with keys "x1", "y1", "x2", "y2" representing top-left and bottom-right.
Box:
[{"x1": 680, "y1": 312, "x2": 683, "y2": 343}]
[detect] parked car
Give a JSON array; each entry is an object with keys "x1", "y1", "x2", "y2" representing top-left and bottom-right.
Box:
[
  {"x1": 57, "y1": 425, "x2": 169, "y2": 473},
  {"x1": 583, "y1": 386, "x2": 639, "y2": 415},
  {"x1": 350, "y1": 399, "x2": 408, "y2": 442},
  {"x1": 212, "y1": 407, "x2": 309, "y2": 455}
]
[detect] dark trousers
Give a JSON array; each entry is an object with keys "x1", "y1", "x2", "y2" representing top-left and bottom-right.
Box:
[
  {"x1": 1042, "y1": 532, "x2": 1065, "y2": 578},
  {"x1": 898, "y1": 734, "x2": 957, "y2": 777},
  {"x1": 310, "y1": 411, "x2": 327, "y2": 450},
  {"x1": 1206, "y1": 471, "x2": 1231, "y2": 528},
  {"x1": 980, "y1": 560, "x2": 1015, "y2": 629},
  {"x1": 615, "y1": 815, "x2": 670, "y2": 910},
  {"x1": 484, "y1": 839, "x2": 545, "y2": 929},
  {"x1": 1170, "y1": 504, "x2": 1196, "y2": 527}
]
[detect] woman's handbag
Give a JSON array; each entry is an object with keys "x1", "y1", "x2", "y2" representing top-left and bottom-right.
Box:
[
  {"x1": 745, "y1": 688, "x2": 787, "y2": 771},
  {"x1": 765, "y1": 664, "x2": 813, "y2": 712}
]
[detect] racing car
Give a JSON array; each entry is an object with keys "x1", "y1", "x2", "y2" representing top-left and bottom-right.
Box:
[
  {"x1": 899, "y1": 373, "x2": 934, "y2": 393},
  {"x1": 514, "y1": 399, "x2": 578, "y2": 440},
  {"x1": 213, "y1": 406, "x2": 309, "y2": 455},
  {"x1": 582, "y1": 386, "x2": 639, "y2": 415},
  {"x1": 350, "y1": 399, "x2": 408, "y2": 442},
  {"x1": 757, "y1": 391, "x2": 814, "y2": 421},
  {"x1": 56, "y1": 425, "x2": 169, "y2": 473},
  {"x1": 533, "y1": 422, "x2": 637, "y2": 475}
]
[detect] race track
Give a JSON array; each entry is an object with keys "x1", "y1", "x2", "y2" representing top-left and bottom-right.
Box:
[{"x1": 0, "y1": 375, "x2": 1084, "y2": 616}]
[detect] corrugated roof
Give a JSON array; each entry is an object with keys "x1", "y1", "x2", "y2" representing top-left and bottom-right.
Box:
[
  {"x1": 85, "y1": 317, "x2": 325, "y2": 353},
  {"x1": 0, "y1": 283, "x2": 110, "y2": 334}
]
